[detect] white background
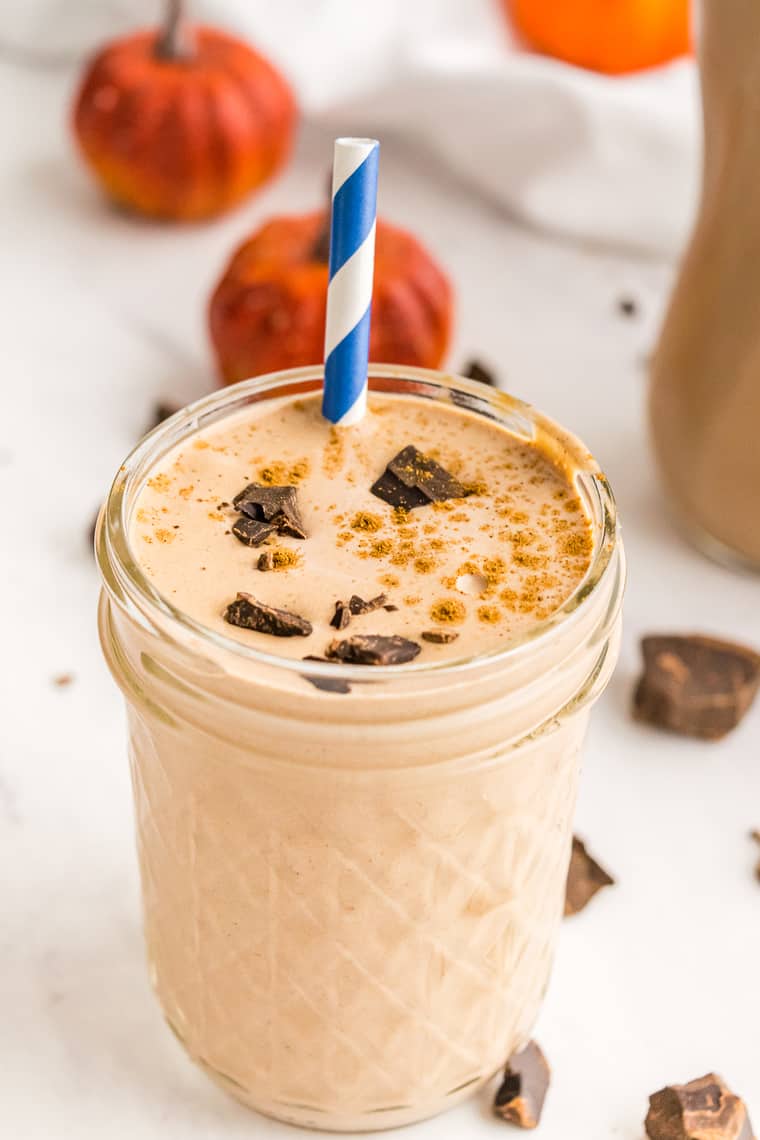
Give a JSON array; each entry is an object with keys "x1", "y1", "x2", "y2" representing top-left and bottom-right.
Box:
[{"x1": 1, "y1": 23, "x2": 759, "y2": 1140}]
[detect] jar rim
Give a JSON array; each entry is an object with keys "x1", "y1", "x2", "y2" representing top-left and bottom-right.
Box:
[{"x1": 96, "y1": 364, "x2": 621, "y2": 684}]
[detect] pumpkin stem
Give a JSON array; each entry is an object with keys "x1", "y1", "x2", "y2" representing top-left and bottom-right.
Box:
[
  {"x1": 313, "y1": 171, "x2": 333, "y2": 263},
  {"x1": 156, "y1": 0, "x2": 195, "y2": 60}
]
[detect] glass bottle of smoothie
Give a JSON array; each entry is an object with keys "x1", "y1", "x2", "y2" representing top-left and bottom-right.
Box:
[
  {"x1": 650, "y1": 0, "x2": 760, "y2": 569},
  {"x1": 96, "y1": 365, "x2": 624, "y2": 1131}
]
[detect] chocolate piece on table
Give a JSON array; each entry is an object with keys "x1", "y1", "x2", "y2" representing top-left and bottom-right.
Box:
[
  {"x1": 257, "y1": 551, "x2": 275, "y2": 571},
  {"x1": 302, "y1": 657, "x2": 352, "y2": 695},
  {"x1": 326, "y1": 635, "x2": 421, "y2": 666},
  {"x1": 421, "y1": 629, "x2": 459, "y2": 644},
  {"x1": 493, "y1": 1041, "x2": 550, "y2": 1129},
  {"x1": 751, "y1": 830, "x2": 760, "y2": 883},
  {"x1": 371, "y1": 445, "x2": 470, "y2": 510},
  {"x1": 633, "y1": 634, "x2": 760, "y2": 741},
  {"x1": 232, "y1": 516, "x2": 277, "y2": 547},
  {"x1": 462, "y1": 359, "x2": 497, "y2": 386},
  {"x1": 330, "y1": 600, "x2": 352, "y2": 630},
  {"x1": 147, "y1": 401, "x2": 179, "y2": 431},
  {"x1": 224, "y1": 593, "x2": 312, "y2": 637},
  {"x1": 645, "y1": 1073, "x2": 755, "y2": 1140},
  {"x1": 349, "y1": 593, "x2": 388, "y2": 615},
  {"x1": 233, "y1": 482, "x2": 307, "y2": 539},
  {"x1": 564, "y1": 836, "x2": 615, "y2": 917}
]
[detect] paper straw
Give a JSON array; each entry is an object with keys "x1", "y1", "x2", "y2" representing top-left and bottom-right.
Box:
[{"x1": 322, "y1": 138, "x2": 379, "y2": 426}]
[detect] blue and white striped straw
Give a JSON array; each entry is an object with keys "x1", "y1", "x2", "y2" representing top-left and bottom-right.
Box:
[{"x1": 322, "y1": 137, "x2": 380, "y2": 426}]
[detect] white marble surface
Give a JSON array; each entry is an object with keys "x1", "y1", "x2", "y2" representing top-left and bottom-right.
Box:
[{"x1": 1, "y1": 48, "x2": 759, "y2": 1140}]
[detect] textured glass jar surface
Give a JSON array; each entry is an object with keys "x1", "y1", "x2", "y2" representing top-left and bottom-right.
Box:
[{"x1": 97, "y1": 366, "x2": 624, "y2": 1131}]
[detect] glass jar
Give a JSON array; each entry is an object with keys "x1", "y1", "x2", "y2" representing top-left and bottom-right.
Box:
[{"x1": 96, "y1": 365, "x2": 624, "y2": 1132}]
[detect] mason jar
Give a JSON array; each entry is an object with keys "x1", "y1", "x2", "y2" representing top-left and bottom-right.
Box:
[{"x1": 96, "y1": 365, "x2": 625, "y2": 1132}]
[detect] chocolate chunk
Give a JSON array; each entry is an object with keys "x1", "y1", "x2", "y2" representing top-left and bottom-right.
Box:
[
  {"x1": 462, "y1": 359, "x2": 497, "y2": 386},
  {"x1": 564, "y1": 836, "x2": 615, "y2": 917},
  {"x1": 224, "y1": 593, "x2": 312, "y2": 637},
  {"x1": 330, "y1": 600, "x2": 352, "y2": 630},
  {"x1": 371, "y1": 446, "x2": 470, "y2": 510},
  {"x1": 326, "y1": 635, "x2": 421, "y2": 666},
  {"x1": 384, "y1": 604, "x2": 399, "y2": 612},
  {"x1": 302, "y1": 657, "x2": 352, "y2": 694},
  {"x1": 349, "y1": 594, "x2": 388, "y2": 615},
  {"x1": 232, "y1": 516, "x2": 277, "y2": 547},
  {"x1": 633, "y1": 634, "x2": 760, "y2": 741},
  {"x1": 233, "y1": 482, "x2": 306, "y2": 539},
  {"x1": 388, "y1": 445, "x2": 469, "y2": 500},
  {"x1": 618, "y1": 296, "x2": 638, "y2": 318},
  {"x1": 257, "y1": 551, "x2": 275, "y2": 571},
  {"x1": 493, "y1": 1041, "x2": 550, "y2": 1129},
  {"x1": 421, "y1": 629, "x2": 459, "y2": 644},
  {"x1": 645, "y1": 1073, "x2": 755, "y2": 1140},
  {"x1": 370, "y1": 468, "x2": 429, "y2": 511}
]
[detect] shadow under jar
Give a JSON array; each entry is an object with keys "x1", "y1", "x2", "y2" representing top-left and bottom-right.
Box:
[{"x1": 96, "y1": 365, "x2": 624, "y2": 1132}]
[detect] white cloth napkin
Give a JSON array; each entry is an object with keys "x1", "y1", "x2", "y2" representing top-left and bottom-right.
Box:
[
  {"x1": 206, "y1": 0, "x2": 701, "y2": 257},
  {"x1": 5, "y1": 0, "x2": 701, "y2": 255}
]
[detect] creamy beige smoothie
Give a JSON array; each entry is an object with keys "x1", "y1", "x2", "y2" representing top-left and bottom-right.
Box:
[
  {"x1": 132, "y1": 392, "x2": 594, "y2": 661},
  {"x1": 97, "y1": 368, "x2": 624, "y2": 1131}
]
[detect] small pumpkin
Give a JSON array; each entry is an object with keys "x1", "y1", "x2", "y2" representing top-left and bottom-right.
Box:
[
  {"x1": 505, "y1": 0, "x2": 691, "y2": 75},
  {"x1": 72, "y1": 0, "x2": 296, "y2": 221},
  {"x1": 209, "y1": 208, "x2": 454, "y2": 384}
]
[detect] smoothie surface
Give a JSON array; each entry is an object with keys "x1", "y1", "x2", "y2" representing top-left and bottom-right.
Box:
[{"x1": 131, "y1": 391, "x2": 593, "y2": 662}]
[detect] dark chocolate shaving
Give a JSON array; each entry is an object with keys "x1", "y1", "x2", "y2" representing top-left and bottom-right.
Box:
[
  {"x1": 349, "y1": 594, "x2": 388, "y2": 615},
  {"x1": 462, "y1": 359, "x2": 497, "y2": 386},
  {"x1": 645, "y1": 1073, "x2": 755, "y2": 1140},
  {"x1": 617, "y1": 296, "x2": 638, "y2": 318},
  {"x1": 370, "y1": 468, "x2": 429, "y2": 511},
  {"x1": 302, "y1": 657, "x2": 351, "y2": 694},
  {"x1": 257, "y1": 551, "x2": 275, "y2": 571},
  {"x1": 224, "y1": 593, "x2": 312, "y2": 638},
  {"x1": 564, "y1": 836, "x2": 615, "y2": 917},
  {"x1": 232, "y1": 516, "x2": 277, "y2": 547},
  {"x1": 388, "y1": 445, "x2": 469, "y2": 500},
  {"x1": 493, "y1": 1041, "x2": 550, "y2": 1129},
  {"x1": 326, "y1": 635, "x2": 421, "y2": 666},
  {"x1": 633, "y1": 634, "x2": 760, "y2": 741},
  {"x1": 421, "y1": 629, "x2": 459, "y2": 644},
  {"x1": 233, "y1": 482, "x2": 307, "y2": 539},
  {"x1": 371, "y1": 446, "x2": 470, "y2": 510},
  {"x1": 330, "y1": 600, "x2": 352, "y2": 630}
]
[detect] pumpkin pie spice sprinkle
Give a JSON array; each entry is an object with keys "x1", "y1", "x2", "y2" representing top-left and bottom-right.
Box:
[{"x1": 132, "y1": 391, "x2": 594, "y2": 663}]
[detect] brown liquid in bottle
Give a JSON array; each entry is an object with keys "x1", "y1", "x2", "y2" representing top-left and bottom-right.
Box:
[{"x1": 650, "y1": 0, "x2": 760, "y2": 569}]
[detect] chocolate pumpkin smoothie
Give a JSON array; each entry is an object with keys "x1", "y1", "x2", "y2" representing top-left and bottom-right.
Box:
[
  {"x1": 97, "y1": 368, "x2": 624, "y2": 1132},
  {"x1": 132, "y1": 391, "x2": 593, "y2": 659}
]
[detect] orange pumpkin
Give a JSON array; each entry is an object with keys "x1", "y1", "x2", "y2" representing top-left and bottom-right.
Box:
[
  {"x1": 505, "y1": 0, "x2": 691, "y2": 75},
  {"x1": 72, "y1": 0, "x2": 296, "y2": 221},
  {"x1": 209, "y1": 210, "x2": 454, "y2": 384}
]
